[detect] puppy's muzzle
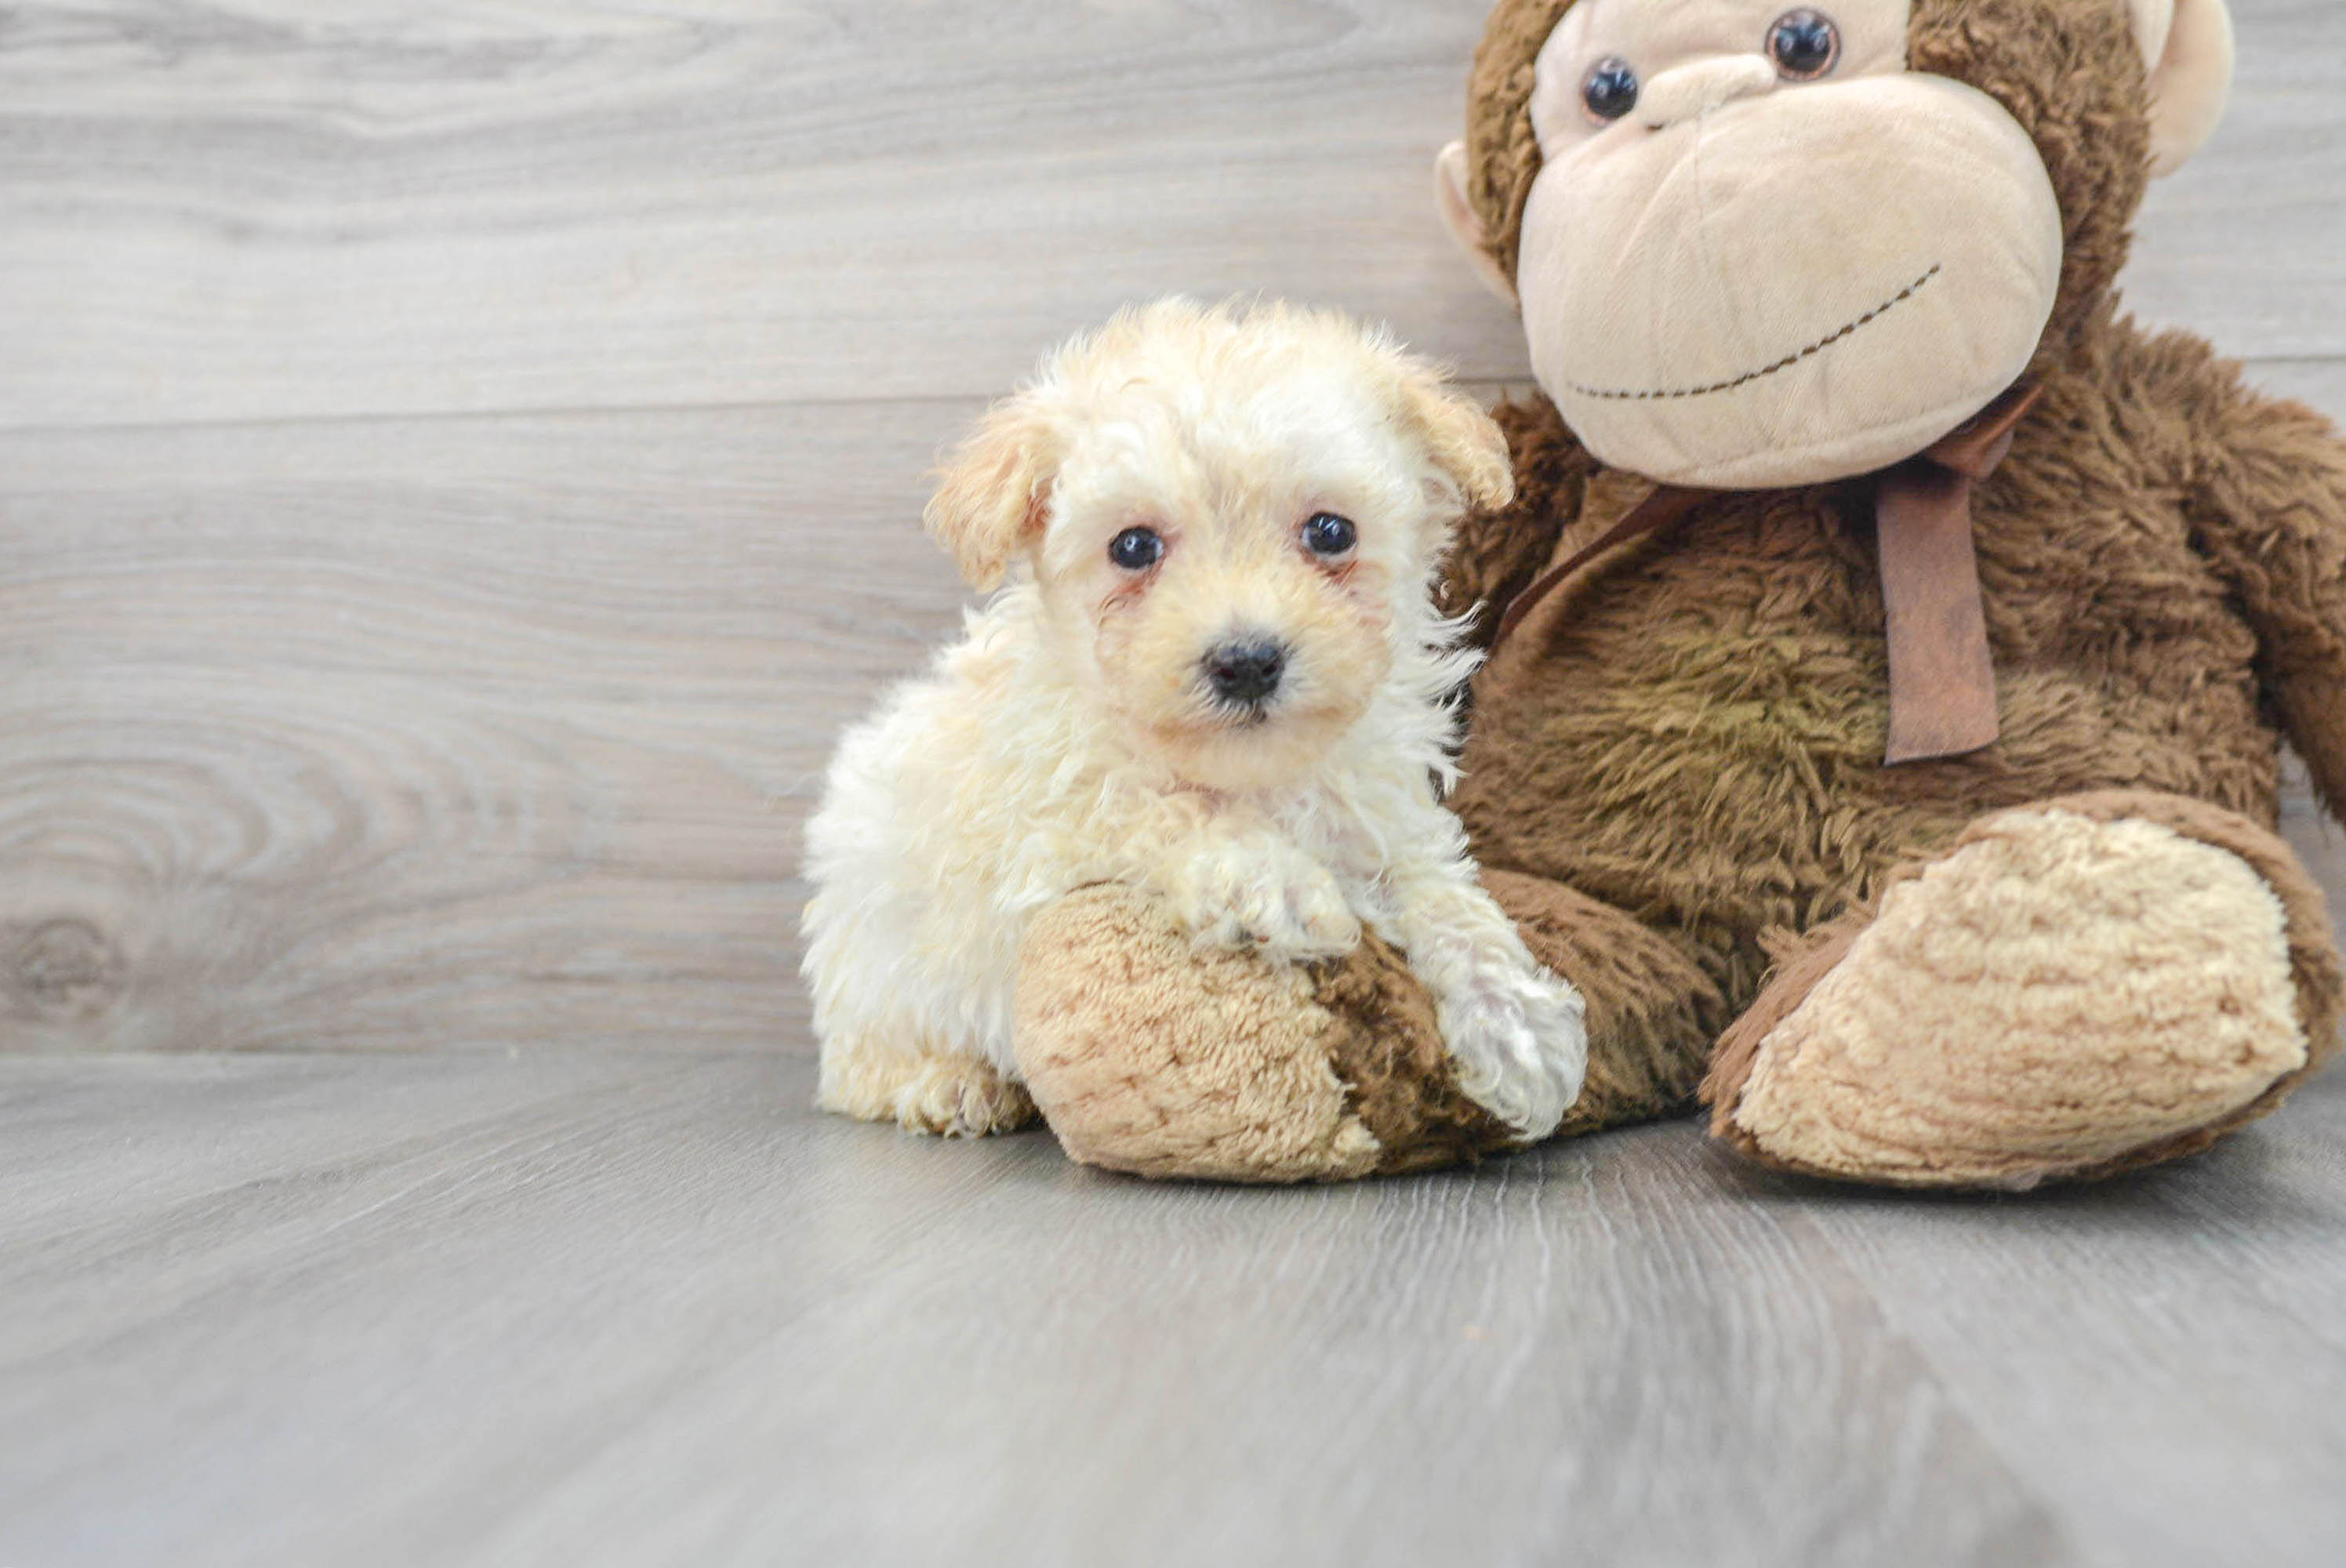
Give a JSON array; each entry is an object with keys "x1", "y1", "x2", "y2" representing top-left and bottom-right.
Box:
[{"x1": 1201, "y1": 638, "x2": 1287, "y2": 713}]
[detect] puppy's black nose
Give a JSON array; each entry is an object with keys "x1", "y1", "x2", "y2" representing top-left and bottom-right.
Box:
[{"x1": 1203, "y1": 640, "x2": 1287, "y2": 706}]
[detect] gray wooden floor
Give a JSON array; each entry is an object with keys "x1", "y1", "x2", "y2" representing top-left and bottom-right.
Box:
[
  {"x1": 5, "y1": 1053, "x2": 2346, "y2": 1567},
  {"x1": 3, "y1": 2, "x2": 2344, "y2": 1564}
]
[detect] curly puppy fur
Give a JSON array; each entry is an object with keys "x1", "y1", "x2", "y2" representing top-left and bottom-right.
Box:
[
  {"x1": 1433, "y1": 0, "x2": 2346, "y2": 1175},
  {"x1": 802, "y1": 299, "x2": 1587, "y2": 1142}
]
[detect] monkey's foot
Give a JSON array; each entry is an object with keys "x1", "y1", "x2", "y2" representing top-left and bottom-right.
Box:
[{"x1": 1704, "y1": 797, "x2": 2339, "y2": 1189}]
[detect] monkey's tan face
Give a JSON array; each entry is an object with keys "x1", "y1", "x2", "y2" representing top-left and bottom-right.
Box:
[{"x1": 1516, "y1": 0, "x2": 2064, "y2": 487}]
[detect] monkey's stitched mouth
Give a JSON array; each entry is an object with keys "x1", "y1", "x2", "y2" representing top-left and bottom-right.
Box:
[{"x1": 1563, "y1": 263, "x2": 1942, "y2": 403}]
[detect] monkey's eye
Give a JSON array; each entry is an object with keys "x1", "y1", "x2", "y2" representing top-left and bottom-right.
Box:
[
  {"x1": 1108, "y1": 527, "x2": 1165, "y2": 572},
  {"x1": 1581, "y1": 57, "x2": 1640, "y2": 124},
  {"x1": 1767, "y1": 9, "x2": 1840, "y2": 80},
  {"x1": 1301, "y1": 513, "x2": 1358, "y2": 558}
]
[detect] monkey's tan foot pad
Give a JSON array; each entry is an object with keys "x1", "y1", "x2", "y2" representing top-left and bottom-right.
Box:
[
  {"x1": 1013, "y1": 884, "x2": 1513, "y2": 1183},
  {"x1": 1705, "y1": 807, "x2": 2316, "y2": 1190}
]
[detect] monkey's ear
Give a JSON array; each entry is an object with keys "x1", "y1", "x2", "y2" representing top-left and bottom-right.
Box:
[
  {"x1": 2127, "y1": 0, "x2": 2235, "y2": 176},
  {"x1": 924, "y1": 398, "x2": 1057, "y2": 591},
  {"x1": 1434, "y1": 142, "x2": 1520, "y2": 307},
  {"x1": 1400, "y1": 369, "x2": 1516, "y2": 517}
]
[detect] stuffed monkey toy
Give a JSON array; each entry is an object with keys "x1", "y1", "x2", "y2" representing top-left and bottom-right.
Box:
[{"x1": 1012, "y1": 0, "x2": 2346, "y2": 1188}]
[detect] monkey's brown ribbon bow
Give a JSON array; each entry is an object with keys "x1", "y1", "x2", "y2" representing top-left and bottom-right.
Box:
[{"x1": 1487, "y1": 384, "x2": 2041, "y2": 768}]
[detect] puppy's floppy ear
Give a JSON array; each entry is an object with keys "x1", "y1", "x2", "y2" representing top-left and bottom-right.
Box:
[
  {"x1": 1396, "y1": 366, "x2": 1515, "y2": 515},
  {"x1": 925, "y1": 397, "x2": 1058, "y2": 590}
]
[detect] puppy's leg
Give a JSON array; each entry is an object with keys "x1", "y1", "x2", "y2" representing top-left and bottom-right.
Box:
[
  {"x1": 1153, "y1": 824, "x2": 1362, "y2": 963},
  {"x1": 803, "y1": 884, "x2": 1036, "y2": 1138},
  {"x1": 1371, "y1": 804, "x2": 1589, "y2": 1142},
  {"x1": 801, "y1": 702, "x2": 1036, "y2": 1140},
  {"x1": 816, "y1": 1031, "x2": 1037, "y2": 1138}
]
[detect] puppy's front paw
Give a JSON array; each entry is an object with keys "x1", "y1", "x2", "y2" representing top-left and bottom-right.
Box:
[
  {"x1": 1170, "y1": 841, "x2": 1361, "y2": 964},
  {"x1": 1437, "y1": 963, "x2": 1589, "y2": 1143}
]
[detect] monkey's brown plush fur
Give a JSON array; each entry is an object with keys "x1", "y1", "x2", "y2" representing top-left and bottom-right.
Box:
[{"x1": 1012, "y1": 0, "x2": 2346, "y2": 1187}]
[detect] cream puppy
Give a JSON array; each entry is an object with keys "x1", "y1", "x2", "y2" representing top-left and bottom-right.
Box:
[{"x1": 801, "y1": 299, "x2": 1587, "y2": 1145}]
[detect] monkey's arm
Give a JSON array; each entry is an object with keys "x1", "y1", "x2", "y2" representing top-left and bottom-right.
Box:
[
  {"x1": 2188, "y1": 373, "x2": 2346, "y2": 822},
  {"x1": 1437, "y1": 394, "x2": 1597, "y2": 651}
]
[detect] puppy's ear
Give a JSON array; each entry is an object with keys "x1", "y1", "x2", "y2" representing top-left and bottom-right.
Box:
[
  {"x1": 925, "y1": 397, "x2": 1058, "y2": 590},
  {"x1": 1398, "y1": 369, "x2": 1515, "y2": 515}
]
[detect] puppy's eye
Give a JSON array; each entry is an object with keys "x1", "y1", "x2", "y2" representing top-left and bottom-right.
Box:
[
  {"x1": 1767, "y1": 9, "x2": 1839, "y2": 80},
  {"x1": 1301, "y1": 512, "x2": 1358, "y2": 558},
  {"x1": 1108, "y1": 527, "x2": 1164, "y2": 572},
  {"x1": 1582, "y1": 56, "x2": 1640, "y2": 123}
]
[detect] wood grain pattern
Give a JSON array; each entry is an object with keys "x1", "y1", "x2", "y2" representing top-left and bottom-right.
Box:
[
  {"x1": 0, "y1": 402, "x2": 982, "y2": 1051},
  {"x1": 0, "y1": 0, "x2": 2341, "y2": 1058},
  {"x1": 3, "y1": 8, "x2": 2344, "y2": 1564},
  {"x1": 2126, "y1": 0, "x2": 2346, "y2": 355},
  {"x1": 2248, "y1": 358, "x2": 2346, "y2": 416},
  {"x1": 0, "y1": 0, "x2": 1519, "y2": 429},
  {"x1": 1, "y1": 1051, "x2": 2341, "y2": 1566},
  {"x1": 6, "y1": 377, "x2": 2337, "y2": 1057},
  {"x1": 0, "y1": 0, "x2": 2337, "y2": 430}
]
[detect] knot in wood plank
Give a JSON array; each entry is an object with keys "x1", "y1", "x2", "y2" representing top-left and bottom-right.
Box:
[{"x1": 5, "y1": 919, "x2": 128, "y2": 1020}]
